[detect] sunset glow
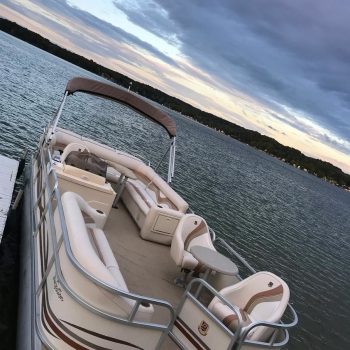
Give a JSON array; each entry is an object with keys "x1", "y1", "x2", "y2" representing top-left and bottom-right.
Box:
[{"x1": 2, "y1": 0, "x2": 350, "y2": 173}]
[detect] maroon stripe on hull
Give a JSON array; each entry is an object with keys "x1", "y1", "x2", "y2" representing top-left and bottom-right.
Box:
[
  {"x1": 61, "y1": 320, "x2": 144, "y2": 350},
  {"x1": 176, "y1": 317, "x2": 210, "y2": 350},
  {"x1": 42, "y1": 288, "x2": 90, "y2": 350},
  {"x1": 43, "y1": 276, "x2": 114, "y2": 349},
  {"x1": 174, "y1": 320, "x2": 204, "y2": 350},
  {"x1": 42, "y1": 299, "x2": 58, "y2": 339},
  {"x1": 35, "y1": 188, "x2": 145, "y2": 350}
]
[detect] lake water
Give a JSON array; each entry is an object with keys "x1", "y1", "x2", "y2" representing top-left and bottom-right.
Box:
[{"x1": 1, "y1": 31, "x2": 350, "y2": 350}]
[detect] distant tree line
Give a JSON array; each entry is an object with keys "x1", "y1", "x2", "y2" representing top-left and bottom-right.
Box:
[{"x1": 1, "y1": 17, "x2": 349, "y2": 188}]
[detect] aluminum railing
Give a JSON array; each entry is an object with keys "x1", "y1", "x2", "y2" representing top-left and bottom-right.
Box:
[
  {"x1": 170, "y1": 271, "x2": 297, "y2": 350},
  {"x1": 30, "y1": 141, "x2": 176, "y2": 349},
  {"x1": 169, "y1": 278, "x2": 243, "y2": 349},
  {"x1": 213, "y1": 237, "x2": 299, "y2": 349},
  {"x1": 31, "y1": 136, "x2": 297, "y2": 349},
  {"x1": 171, "y1": 210, "x2": 297, "y2": 348},
  {"x1": 214, "y1": 237, "x2": 257, "y2": 274}
]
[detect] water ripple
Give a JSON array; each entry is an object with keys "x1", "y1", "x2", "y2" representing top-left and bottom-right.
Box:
[{"x1": 1, "y1": 31, "x2": 350, "y2": 350}]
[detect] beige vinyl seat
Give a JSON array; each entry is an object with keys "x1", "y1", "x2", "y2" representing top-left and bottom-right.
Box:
[
  {"x1": 58, "y1": 191, "x2": 154, "y2": 322},
  {"x1": 170, "y1": 214, "x2": 216, "y2": 272},
  {"x1": 52, "y1": 130, "x2": 189, "y2": 245},
  {"x1": 208, "y1": 271, "x2": 290, "y2": 342},
  {"x1": 122, "y1": 166, "x2": 188, "y2": 245}
]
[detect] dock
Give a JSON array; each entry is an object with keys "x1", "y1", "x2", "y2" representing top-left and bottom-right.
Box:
[{"x1": 0, "y1": 155, "x2": 18, "y2": 242}]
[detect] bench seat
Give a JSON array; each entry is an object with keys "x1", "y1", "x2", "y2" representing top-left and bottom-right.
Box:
[
  {"x1": 52, "y1": 131, "x2": 189, "y2": 245},
  {"x1": 120, "y1": 165, "x2": 189, "y2": 245},
  {"x1": 58, "y1": 191, "x2": 154, "y2": 321}
]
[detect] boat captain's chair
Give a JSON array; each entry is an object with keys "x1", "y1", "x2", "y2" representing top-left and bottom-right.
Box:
[
  {"x1": 170, "y1": 214, "x2": 216, "y2": 272},
  {"x1": 208, "y1": 271, "x2": 290, "y2": 342}
]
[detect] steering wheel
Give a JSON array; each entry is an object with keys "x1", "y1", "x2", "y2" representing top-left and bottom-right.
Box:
[{"x1": 61, "y1": 142, "x2": 90, "y2": 164}]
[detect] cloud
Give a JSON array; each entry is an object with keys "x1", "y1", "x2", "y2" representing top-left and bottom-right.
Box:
[
  {"x1": 112, "y1": 0, "x2": 180, "y2": 46},
  {"x1": 117, "y1": 0, "x2": 350, "y2": 143},
  {"x1": 7, "y1": 0, "x2": 178, "y2": 66},
  {"x1": 2, "y1": 0, "x2": 350, "y2": 172},
  {"x1": 267, "y1": 125, "x2": 278, "y2": 132}
]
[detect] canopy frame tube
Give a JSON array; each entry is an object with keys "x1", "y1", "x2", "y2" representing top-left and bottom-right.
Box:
[{"x1": 46, "y1": 77, "x2": 178, "y2": 182}]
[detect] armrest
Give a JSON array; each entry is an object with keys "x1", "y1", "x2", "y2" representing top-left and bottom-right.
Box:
[
  {"x1": 105, "y1": 160, "x2": 137, "y2": 180},
  {"x1": 67, "y1": 192, "x2": 107, "y2": 228}
]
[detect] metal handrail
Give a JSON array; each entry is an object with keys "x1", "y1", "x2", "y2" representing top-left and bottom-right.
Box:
[
  {"x1": 31, "y1": 144, "x2": 176, "y2": 348},
  {"x1": 31, "y1": 153, "x2": 57, "y2": 349},
  {"x1": 173, "y1": 276, "x2": 297, "y2": 349},
  {"x1": 237, "y1": 305, "x2": 298, "y2": 348},
  {"x1": 214, "y1": 237, "x2": 257, "y2": 274},
  {"x1": 213, "y1": 237, "x2": 298, "y2": 348},
  {"x1": 31, "y1": 138, "x2": 298, "y2": 349},
  {"x1": 170, "y1": 278, "x2": 242, "y2": 349}
]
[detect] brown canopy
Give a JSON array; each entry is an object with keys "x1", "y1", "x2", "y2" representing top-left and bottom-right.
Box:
[{"x1": 65, "y1": 77, "x2": 176, "y2": 137}]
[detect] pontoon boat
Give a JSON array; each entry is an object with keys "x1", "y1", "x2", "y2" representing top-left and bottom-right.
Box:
[{"x1": 17, "y1": 77, "x2": 297, "y2": 349}]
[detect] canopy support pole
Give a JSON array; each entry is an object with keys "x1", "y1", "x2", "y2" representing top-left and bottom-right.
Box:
[
  {"x1": 167, "y1": 137, "x2": 176, "y2": 183},
  {"x1": 171, "y1": 137, "x2": 176, "y2": 178},
  {"x1": 46, "y1": 91, "x2": 68, "y2": 144}
]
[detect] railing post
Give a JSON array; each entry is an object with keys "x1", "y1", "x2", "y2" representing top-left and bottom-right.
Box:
[{"x1": 128, "y1": 300, "x2": 141, "y2": 321}]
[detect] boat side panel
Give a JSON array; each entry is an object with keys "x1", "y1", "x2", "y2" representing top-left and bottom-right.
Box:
[
  {"x1": 173, "y1": 298, "x2": 232, "y2": 350},
  {"x1": 17, "y1": 167, "x2": 42, "y2": 350}
]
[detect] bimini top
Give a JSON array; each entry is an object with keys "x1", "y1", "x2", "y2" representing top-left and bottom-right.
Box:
[{"x1": 66, "y1": 77, "x2": 176, "y2": 138}]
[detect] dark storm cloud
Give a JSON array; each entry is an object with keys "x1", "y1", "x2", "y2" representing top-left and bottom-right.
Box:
[
  {"x1": 115, "y1": 0, "x2": 350, "y2": 150},
  {"x1": 4, "y1": 0, "x2": 350, "y2": 155},
  {"x1": 112, "y1": 0, "x2": 179, "y2": 45}
]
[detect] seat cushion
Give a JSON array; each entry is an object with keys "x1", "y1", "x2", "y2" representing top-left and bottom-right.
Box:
[
  {"x1": 90, "y1": 228, "x2": 129, "y2": 292},
  {"x1": 211, "y1": 302, "x2": 253, "y2": 332},
  {"x1": 124, "y1": 181, "x2": 153, "y2": 214},
  {"x1": 223, "y1": 309, "x2": 252, "y2": 332},
  {"x1": 182, "y1": 251, "x2": 200, "y2": 271}
]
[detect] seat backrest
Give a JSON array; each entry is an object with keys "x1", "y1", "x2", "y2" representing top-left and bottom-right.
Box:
[
  {"x1": 209, "y1": 271, "x2": 289, "y2": 342},
  {"x1": 245, "y1": 284, "x2": 284, "y2": 321},
  {"x1": 170, "y1": 213, "x2": 214, "y2": 267},
  {"x1": 61, "y1": 192, "x2": 116, "y2": 288},
  {"x1": 134, "y1": 166, "x2": 189, "y2": 213},
  {"x1": 181, "y1": 214, "x2": 213, "y2": 251},
  {"x1": 238, "y1": 272, "x2": 289, "y2": 341},
  {"x1": 53, "y1": 129, "x2": 189, "y2": 212}
]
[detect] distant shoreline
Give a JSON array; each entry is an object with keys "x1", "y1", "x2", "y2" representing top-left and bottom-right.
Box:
[{"x1": 0, "y1": 17, "x2": 349, "y2": 191}]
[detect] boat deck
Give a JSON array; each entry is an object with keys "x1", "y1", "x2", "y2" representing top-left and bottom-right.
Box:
[{"x1": 104, "y1": 202, "x2": 184, "y2": 325}]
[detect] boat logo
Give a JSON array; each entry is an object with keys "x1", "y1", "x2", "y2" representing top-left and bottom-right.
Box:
[
  {"x1": 198, "y1": 320, "x2": 209, "y2": 336},
  {"x1": 53, "y1": 276, "x2": 64, "y2": 301}
]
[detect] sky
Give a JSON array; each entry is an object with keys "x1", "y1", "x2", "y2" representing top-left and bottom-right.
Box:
[{"x1": 1, "y1": 0, "x2": 350, "y2": 173}]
